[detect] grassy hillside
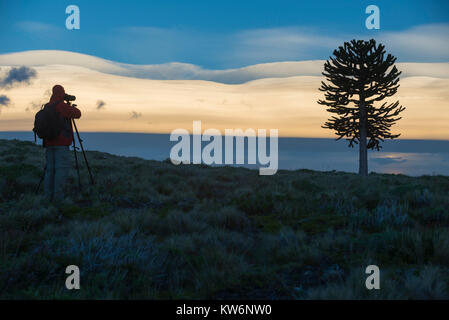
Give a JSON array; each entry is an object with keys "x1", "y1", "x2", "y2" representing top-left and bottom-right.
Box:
[{"x1": 0, "y1": 138, "x2": 448, "y2": 299}]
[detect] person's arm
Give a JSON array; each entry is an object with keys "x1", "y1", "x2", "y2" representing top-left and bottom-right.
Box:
[{"x1": 58, "y1": 101, "x2": 81, "y2": 119}]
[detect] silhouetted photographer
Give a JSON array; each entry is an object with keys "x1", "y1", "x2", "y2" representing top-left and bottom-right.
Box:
[{"x1": 33, "y1": 84, "x2": 81, "y2": 202}]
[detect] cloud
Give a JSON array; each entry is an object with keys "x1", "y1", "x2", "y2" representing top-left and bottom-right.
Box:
[
  {"x1": 0, "y1": 95, "x2": 11, "y2": 106},
  {"x1": 228, "y1": 23, "x2": 449, "y2": 65},
  {"x1": 228, "y1": 27, "x2": 342, "y2": 66},
  {"x1": 28, "y1": 89, "x2": 51, "y2": 111},
  {"x1": 29, "y1": 101, "x2": 44, "y2": 110},
  {"x1": 130, "y1": 111, "x2": 142, "y2": 119},
  {"x1": 0, "y1": 95, "x2": 11, "y2": 114},
  {"x1": 0, "y1": 63, "x2": 448, "y2": 139},
  {"x1": 2, "y1": 50, "x2": 447, "y2": 85},
  {"x1": 109, "y1": 26, "x2": 208, "y2": 66},
  {"x1": 107, "y1": 25, "x2": 339, "y2": 68},
  {"x1": 378, "y1": 23, "x2": 449, "y2": 62},
  {"x1": 107, "y1": 23, "x2": 449, "y2": 68},
  {"x1": 0, "y1": 66, "x2": 37, "y2": 111},
  {"x1": 96, "y1": 100, "x2": 106, "y2": 110},
  {"x1": 0, "y1": 22, "x2": 448, "y2": 84},
  {"x1": 16, "y1": 21, "x2": 63, "y2": 37},
  {"x1": 4, "y1": 18, "x2": 449, "y2": 70},
  {"x1": 0, "y1": 66, "x2": 37, "y2": 88}
]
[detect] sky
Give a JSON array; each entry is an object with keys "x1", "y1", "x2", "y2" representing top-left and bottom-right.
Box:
[
  {"x1": 0, "y1": 0, "x2": 448, "y2": 68},
  {"x1": 0, "y1": 0, "x2": 448, "y2": 139}
]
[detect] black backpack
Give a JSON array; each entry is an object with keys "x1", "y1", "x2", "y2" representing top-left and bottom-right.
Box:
[{"x1": 33, "y1": 101, "x2": 65, "y2": 141}]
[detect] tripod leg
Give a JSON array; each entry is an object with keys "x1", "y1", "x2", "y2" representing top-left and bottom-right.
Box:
[
  {"x1": 35, "y1": 165, "x2": 46, "y2": 194},
  {"x1": 71, "y1": 121, "x2": 82, "y2": 190},
  {"x1": 72, "y1": 119, "x2": 95, "y2": 185}
]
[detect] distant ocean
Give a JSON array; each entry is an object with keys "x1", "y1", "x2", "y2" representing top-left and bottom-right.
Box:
[{"x1": 1, "y1": 131, "x2": 448, "y2": 176}]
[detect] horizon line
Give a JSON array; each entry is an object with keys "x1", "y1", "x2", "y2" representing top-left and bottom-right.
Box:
[{"x1": 2, "y1": 131, "x2": 449, "y2": 142}]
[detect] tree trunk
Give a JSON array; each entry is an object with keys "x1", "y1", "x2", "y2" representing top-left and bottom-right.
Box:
[{"x1": 359, "y1": 100, "x2": 368, "y2": 176}]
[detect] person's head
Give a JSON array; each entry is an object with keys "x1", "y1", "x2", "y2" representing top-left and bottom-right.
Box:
[{"x1": 50, "y1": 84, "x2": 65, "y2": 102}]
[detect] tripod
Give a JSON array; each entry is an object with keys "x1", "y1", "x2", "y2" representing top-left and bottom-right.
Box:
[
  {"x1": 71, "y1": 115, "x2": 95, "y2": 187},
  {"x1": 35, "y1": 104, "x2": 94, "y2": 194}
]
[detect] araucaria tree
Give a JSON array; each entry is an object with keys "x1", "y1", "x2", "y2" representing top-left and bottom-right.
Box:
[{"x1": 318, "y1": 39, "x2": 405, "y2": 176}]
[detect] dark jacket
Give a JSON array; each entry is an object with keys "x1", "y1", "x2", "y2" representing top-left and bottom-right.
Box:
[{"x1": 44, "y1": 85, "x2": 81, "y2": 147}]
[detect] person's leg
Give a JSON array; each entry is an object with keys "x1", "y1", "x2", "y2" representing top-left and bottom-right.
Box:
[
  {"x1": 53, "y1": 146, "x2": 71, "y2": 202},
  {"x1": 43, "y1": 147, "x2": 55, "y2": 201}
]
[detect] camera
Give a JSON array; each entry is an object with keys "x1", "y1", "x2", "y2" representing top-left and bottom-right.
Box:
[{"x1": 64, "y1": 93, "x2": 76, "y2": 101}]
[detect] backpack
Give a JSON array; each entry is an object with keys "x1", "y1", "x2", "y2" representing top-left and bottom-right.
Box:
[{"x1": 33, "y1": 101, "x2": 65, "y2": 141}]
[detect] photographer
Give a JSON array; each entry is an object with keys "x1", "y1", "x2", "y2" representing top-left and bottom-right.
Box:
[{"x1": 43, "y1": 84, "x2": 81, "y2": 202}]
